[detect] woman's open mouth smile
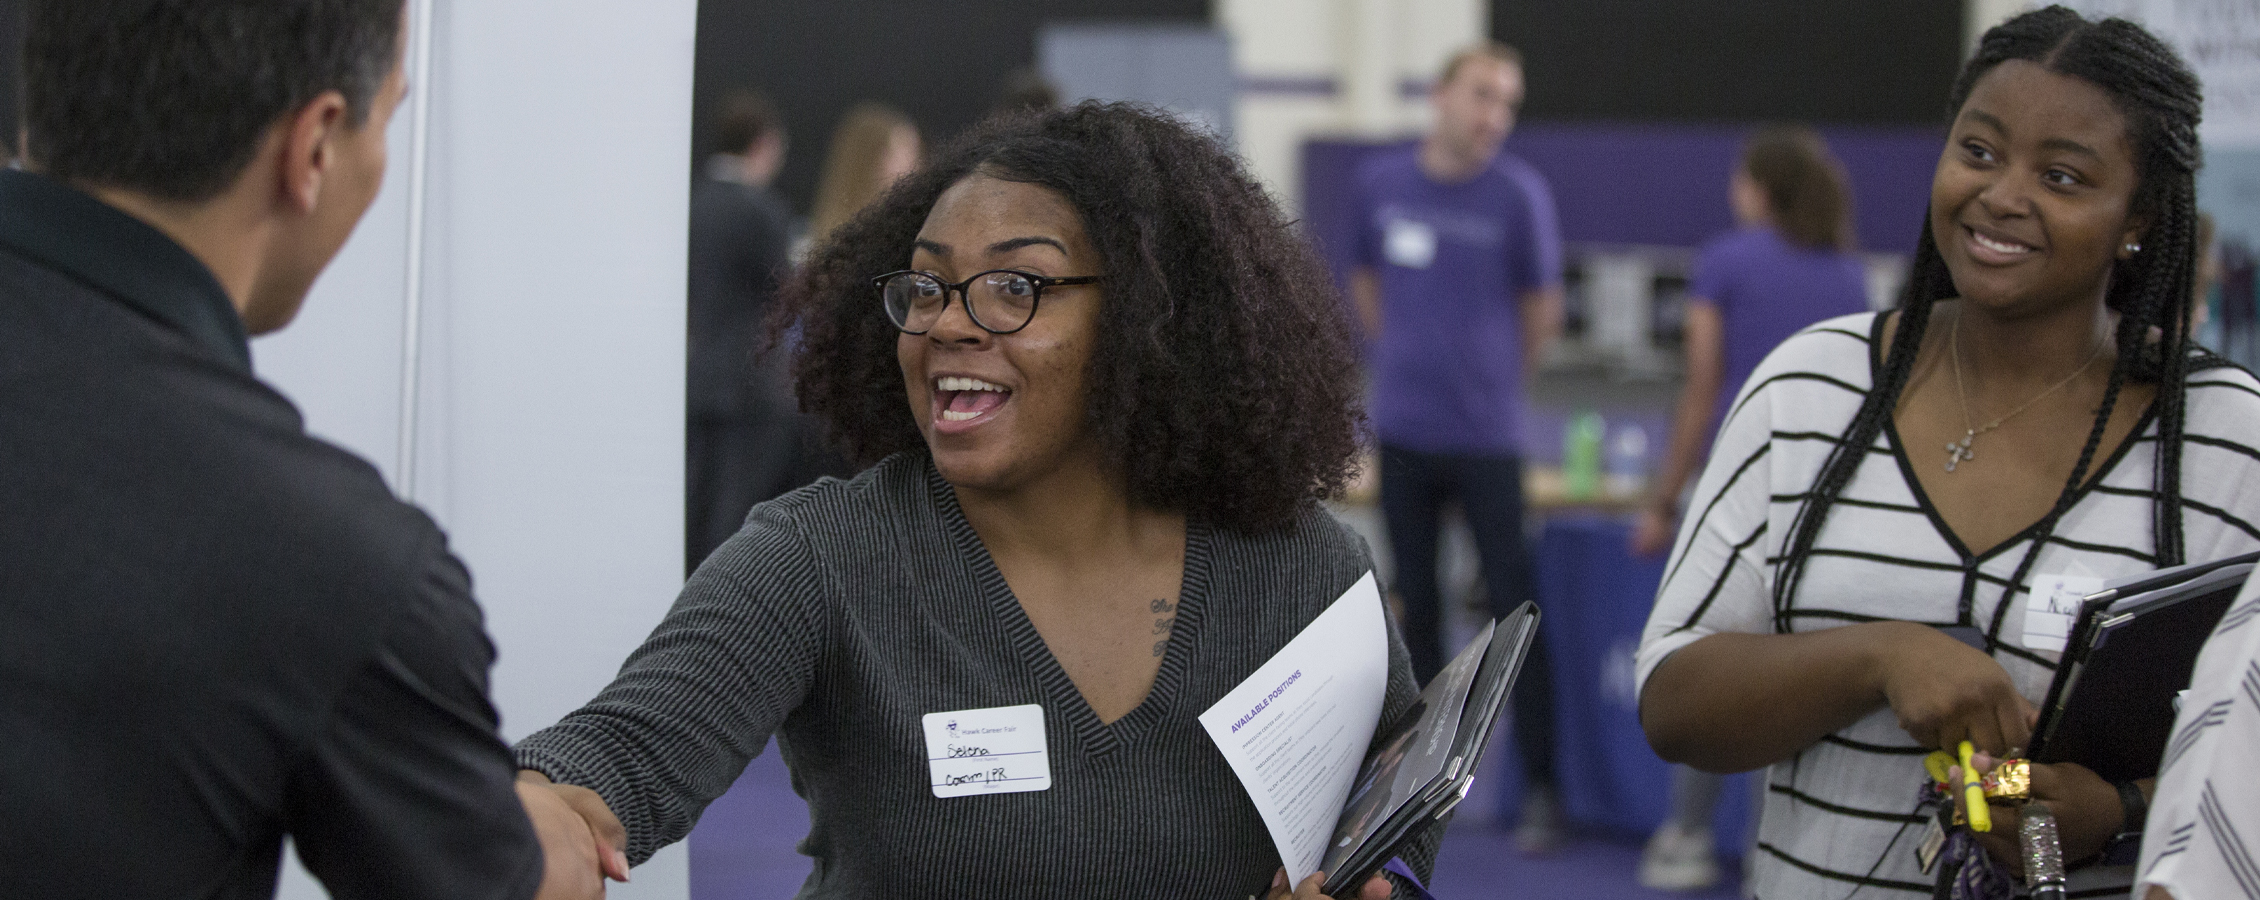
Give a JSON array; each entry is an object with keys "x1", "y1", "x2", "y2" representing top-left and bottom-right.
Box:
[
  {"x1": 1962, "y1": 224, "x2": 2041, "y2": 266},
  {"x1": 933, "y1": 375, "x2": 1012, "y2": 432}
]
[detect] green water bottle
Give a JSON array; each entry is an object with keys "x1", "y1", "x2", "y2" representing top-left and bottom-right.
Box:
[{"x1": 1564, "y1": 410, "x2": 1604, "y2": 500}]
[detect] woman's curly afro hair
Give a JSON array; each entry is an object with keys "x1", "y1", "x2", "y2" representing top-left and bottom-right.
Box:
[{"x1": 772, "y1": 100, "x2": 1365, "y2": 533}]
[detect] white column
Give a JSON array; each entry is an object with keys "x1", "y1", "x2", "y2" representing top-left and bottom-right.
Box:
[
  {"x1": 1965, "y1": 0, "x2": 2040, "y2": 53},
  {"x1": 1220, "y1": 0, "x2": 1483, "y2": 214},
  {"x1": 254, "y1": 1, "x2": 697, "y2": 897},
  {"x1": 1395, "y1": 0, "x2": 1485, "y2": 132},
  {"x1": 1218, "y1": 0, "x2": 1342, "y2": 215},
  {"x1": 1340, "y1": 0, "x2": 1398, "y2": 135}
]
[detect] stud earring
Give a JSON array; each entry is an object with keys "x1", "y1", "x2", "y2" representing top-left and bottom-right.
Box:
[{"x1": 2124, "y1": 242, "x2": 2142, "y2": 255}]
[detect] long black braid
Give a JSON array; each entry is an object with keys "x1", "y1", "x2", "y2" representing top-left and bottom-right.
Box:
[{"x1": 1770, "y1": 6, "x2": 2208, "y2": 643}]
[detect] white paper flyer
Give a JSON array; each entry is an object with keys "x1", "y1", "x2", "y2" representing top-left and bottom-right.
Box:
[{"x1": 1197, "y1": 571, "x2": 1390, "y2": 883}]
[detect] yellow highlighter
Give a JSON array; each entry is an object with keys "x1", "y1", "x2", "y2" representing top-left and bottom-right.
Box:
[
  {"x1": 1924, "y1": 751, "x2": 1955, "y2": 785},
  {"x1": 1958, "y1": 740, "x2": 1991, "y2": 833}
]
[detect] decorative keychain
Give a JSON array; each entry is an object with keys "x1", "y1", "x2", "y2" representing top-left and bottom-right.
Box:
[
  {"x1": 1919, "y1": 742, "x2": 2049, "y2": 900},
  {"x1": 2021, "y1": 804, "x2": 2068, "y2": 900}
]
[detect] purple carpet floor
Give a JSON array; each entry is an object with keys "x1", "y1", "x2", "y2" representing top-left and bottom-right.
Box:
[{"x1": 686, "y1": 748, "x2": 1745, "y2": 899}]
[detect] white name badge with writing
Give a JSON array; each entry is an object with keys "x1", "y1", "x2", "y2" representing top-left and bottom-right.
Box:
[
  {"x1": 2022, "y1": 573, "x2": 2103, "y2": 653},
  {"x1": 1383, "y1": 219, "x2": 1437, "y2": 270},
  {"x1": 921, "y1": 704, "x2": 1051, "y2": 798}
]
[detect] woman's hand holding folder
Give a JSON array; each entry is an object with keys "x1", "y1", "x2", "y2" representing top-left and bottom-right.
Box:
[{"x1": 1264, "y1": 868, "x2": 1390, "y2": 900}]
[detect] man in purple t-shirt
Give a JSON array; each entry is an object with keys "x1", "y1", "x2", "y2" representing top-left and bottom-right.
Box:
[{"x1": 1347, "y1": 40, "x2": 1567, "y2": 853}]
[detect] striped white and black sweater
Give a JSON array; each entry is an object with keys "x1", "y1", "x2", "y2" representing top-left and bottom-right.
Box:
[
  {"x1": 1637, "y1": 312, "x2": 2260, "y2": 900},
  {"x1": 518, "y1": 451, "x2": 1431, "y2": 898},
  {"x1": 2137, "y1": 576, "x2": 2260, "y2": 899}
]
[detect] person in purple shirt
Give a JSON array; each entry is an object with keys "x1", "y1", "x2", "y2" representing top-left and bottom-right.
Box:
[
  {"x1": 1634, "y1": 126, "x2": 1872, "y2": 558},
  {"x1": 1629, "y1": 125, "x2": 1871, "y2": 892},
  {"x1": 1346, "y1": 40, "x2": 1569, "y2": 853}
]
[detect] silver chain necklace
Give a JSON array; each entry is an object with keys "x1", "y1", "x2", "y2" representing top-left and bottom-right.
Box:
[{"x1": 1943, "y1": 312, "x2": 2108, "y2": 473}]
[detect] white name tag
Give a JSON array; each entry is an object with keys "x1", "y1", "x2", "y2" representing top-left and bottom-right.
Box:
[
  {"x1": 2022, "y1": 574, "x2": 2103, "y2": 653},
  {"x1": 921, "y1": 704, "x2": 1051, "y2": 798},
  {"x1": 1383, "y1": 219, "x2": 1437, "y2": 270}
]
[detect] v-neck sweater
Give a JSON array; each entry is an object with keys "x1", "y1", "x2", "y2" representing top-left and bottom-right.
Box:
[
  {"x1": 516, "y1": 451, "x2": 1430, "y2": 897},
  {"x1": 1636, "y1": 312, "x2": 2260, "y2": 899}
]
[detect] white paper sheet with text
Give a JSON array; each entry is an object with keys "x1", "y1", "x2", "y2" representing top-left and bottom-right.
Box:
[{"x1": 1198, "y1": 572, "x2": 1390, "y2": 883}]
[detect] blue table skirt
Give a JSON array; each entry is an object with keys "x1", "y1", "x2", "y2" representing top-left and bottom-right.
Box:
[{"x1": 1491, "y1": 513, "x2": 1756, "y2": 852}]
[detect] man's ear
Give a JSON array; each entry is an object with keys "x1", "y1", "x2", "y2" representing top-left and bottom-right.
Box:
[{"x1": 277, "y1": 90, "x2": 351, "y2": 215}]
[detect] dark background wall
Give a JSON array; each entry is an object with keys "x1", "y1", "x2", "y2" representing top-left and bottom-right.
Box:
[
  {"x1": 1492, "y1": 0, "x2": 1965, "y2": 124},
  {"x1": 0, "y1": 1, "x2": 18, "y2": 155},
  {"x1": 700, "y1": 0, "x2": 1966, "y2": 213},
  {"x1": 0, "y1": 1, "x2": 1963, "y2": 190},
  {"x1": 693, "y1": 0, "x2": 1206, "y2": 216}
]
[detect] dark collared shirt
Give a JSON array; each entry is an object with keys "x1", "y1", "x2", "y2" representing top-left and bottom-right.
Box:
[{"x1": 0, "y1": 170, "x2": 541, "y2": 900}]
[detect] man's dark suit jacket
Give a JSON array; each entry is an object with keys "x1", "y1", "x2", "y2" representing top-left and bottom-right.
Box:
[{"x1": 0, "y1": 170, "x2": 541, "y2": 899}]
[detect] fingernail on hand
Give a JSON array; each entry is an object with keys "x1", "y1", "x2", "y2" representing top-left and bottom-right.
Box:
[{"x1": 1272, "y1": 869, "x2": 1287, "y2": 890}]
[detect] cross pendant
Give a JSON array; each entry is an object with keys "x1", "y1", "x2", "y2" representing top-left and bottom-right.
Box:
[{"x1": 1945, "y1": 432, "x2": 1975, "y2": 473}]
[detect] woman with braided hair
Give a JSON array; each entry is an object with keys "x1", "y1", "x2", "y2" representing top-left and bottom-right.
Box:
[{"x1": 1636, "y1": 8, "x2": 2260, "y2": 898}]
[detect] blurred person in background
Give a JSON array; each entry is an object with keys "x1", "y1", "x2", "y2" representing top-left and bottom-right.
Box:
[
  {"x1": 1629, "y1": 125, "x2": 1872, "y2": 891},
  {"x1": 1638, "y1": 9, "x2": 2257, "y2": 898},
  {"x1": 516, "y1": 101, "x2": 1430, "y2": 899},
  {"x1": 1634, "y1": 126, "x2": 1870, "y2": 557},
  {"x1": 991, "y1": 67, "x2": 1060, "y2": 118},
  {"x1": 686, "y1": 87, "x2": 810, "y2": 575},
  {"x1": 0, "y1": 1, "x2": 599, "y2": 897},
  {"x1": 806, "y1": 101, "x2": 921, "y2": 247},
  {"x1": 1346, "y1": 40, "x2": 1568, "y2": 853}
]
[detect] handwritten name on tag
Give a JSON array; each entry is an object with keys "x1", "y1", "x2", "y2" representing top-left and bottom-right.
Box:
[
  {"x1": 2022, "y1": 574, "x2": 2103, "y2": 654},
  {"x1": 921, "y1": 704, "x2": 1051, "y2": 798}
]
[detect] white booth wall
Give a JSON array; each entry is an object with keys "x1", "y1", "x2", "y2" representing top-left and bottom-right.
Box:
[{"x1": 254, "y1": 2, "x2": 696, "y2": 898}]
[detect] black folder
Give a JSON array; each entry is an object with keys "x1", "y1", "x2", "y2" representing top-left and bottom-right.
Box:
[
  {"x1": 2027, "y1": 552, "x2": 2256, "y2": 782},
  {"x1": 1318, "y1": 602, "x2": 1540, "y2": 896}
]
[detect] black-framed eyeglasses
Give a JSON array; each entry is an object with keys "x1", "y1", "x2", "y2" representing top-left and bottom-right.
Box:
[{"x1": 873, "y1": 269, "x2": 1103, "y2": 335}]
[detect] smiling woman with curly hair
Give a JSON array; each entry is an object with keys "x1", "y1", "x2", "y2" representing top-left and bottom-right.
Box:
[
  {"x1": 513, "y1": 102, "x2": 1429, "y2": 900},
  {"x1": 785, "y1": 101, "x2": 1366, "y2": 530}
]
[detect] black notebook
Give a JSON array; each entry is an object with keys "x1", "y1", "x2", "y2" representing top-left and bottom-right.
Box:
[
  {"x1": 2027, "y1": 552, "x2": 2255, "y2": 782},
  {"x1": 1318, "y1": 602, "x2": 1540, "y2": 896}
]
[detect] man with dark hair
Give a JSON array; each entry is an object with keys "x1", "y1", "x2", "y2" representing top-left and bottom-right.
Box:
[
  {"x1": 1345, "y1": 40, "x2": 1569, "y2": 853},
  {"x1": 686, "y1": 87, "x2": 807, "y2": 574},
  {"x1": 0, "y1": 2, "x2": 604, "y2": 896}
]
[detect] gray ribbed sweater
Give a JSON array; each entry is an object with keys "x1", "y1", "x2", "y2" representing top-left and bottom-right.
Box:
[{"x1": 515, "y1": 452, "x2": 1432, "y2": 898}]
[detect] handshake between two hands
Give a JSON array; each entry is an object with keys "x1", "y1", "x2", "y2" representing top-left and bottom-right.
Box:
[{"x1": 515, "y1": 771, "x2": 632, "y2": 900}]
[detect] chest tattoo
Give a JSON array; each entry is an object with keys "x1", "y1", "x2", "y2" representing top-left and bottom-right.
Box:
[{"x1": 1150, "y1": 598, "x2": 1178, "y2": 656}]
